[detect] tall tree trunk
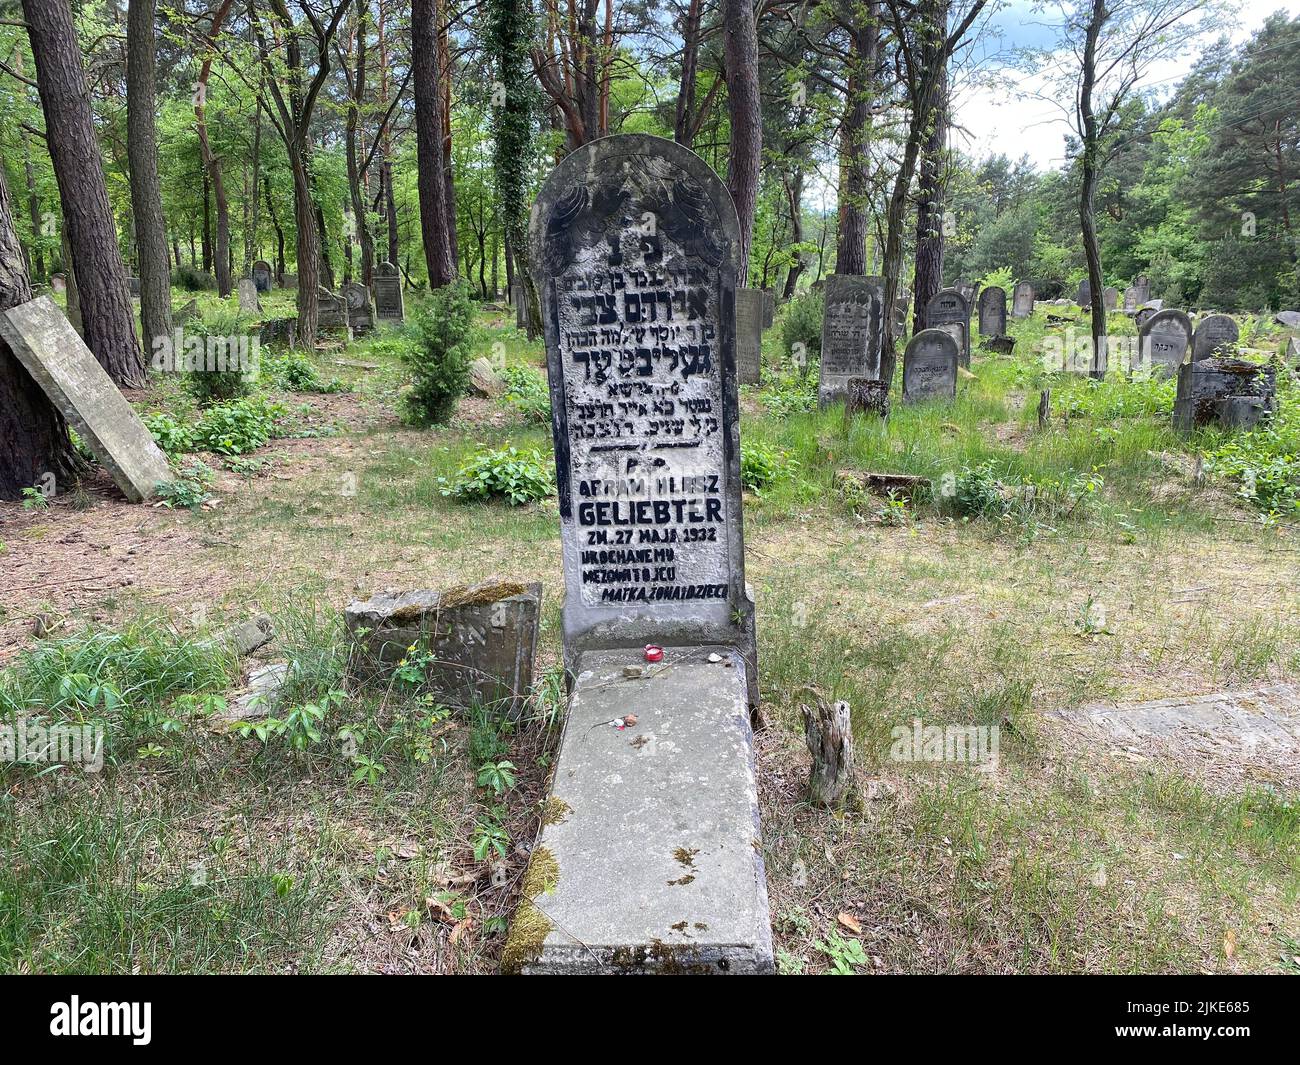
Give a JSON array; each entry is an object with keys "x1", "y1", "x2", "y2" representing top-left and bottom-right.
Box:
[
  {"x1": 783, "y1": 168, "x2": 806, "y2": 298},
  {"x1": 911, "y1": 16, "x2": 948, "y2": 332},
  {"x1": 836, "y1": 3, "x2": 879, "y2": 275},
  {"x1": 249, "y1": 102, "x2": 262, "y2": 269},
  {"x1": 723, "y1": 0, "x2": 761, "y2": 285},
  {"x1": 23, "y1": 0, "x2": 144, "y2": 387},
  {"x1": 195, "y1": 0, "x2": 235, "y2": 298},
  {"x1": 1079, "y1": 0, "x2": 1107, "y2": 379},
  {"x1": 202, "y1": 171, "x2": 213, "y2": 273},
  {"x1": 0, "y1": 167, "x2": 77, "y2": 500},
  {"x1": 126, "y1": 0, "x2": 173, "y2": 350},
  {"x1": 344, "y1": 0, "x2": 375, "y2": 286},
  {"x1": 264, "y1": 174, "x2": 286, "y2": 281},
  {"x1": 413, "y1": 0, "x2": 456, "y2": 287},
  {"x1": 17, "y1": 50, "x2": 45, "y2": 281},
  {"x1": 674, "y1": 0, "x2": 702, "y2": 146},
  {"x1": 439, "y1": 7, "x2": 458, "y2": 265}
]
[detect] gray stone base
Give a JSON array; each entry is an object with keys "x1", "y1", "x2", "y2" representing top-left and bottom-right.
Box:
[{"x1": 506, "y1": 646, "x2": 772, "y2": 974}]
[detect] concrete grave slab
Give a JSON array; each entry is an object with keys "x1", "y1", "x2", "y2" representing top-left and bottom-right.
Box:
[
  {"x1": 0, "y1": 296, "x2": 171, "y2": 502},
  {"x1": 505, "y1": 646, "x2": 772, "y2": 974}
]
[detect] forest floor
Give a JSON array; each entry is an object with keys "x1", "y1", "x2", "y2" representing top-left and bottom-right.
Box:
[{"x1": 1, "y1": 291, "x2": 1298, "y2": 974}]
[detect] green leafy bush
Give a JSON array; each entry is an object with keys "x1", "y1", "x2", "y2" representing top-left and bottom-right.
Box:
[
  {"x1": 144, "y1": 412, "x2": 193, "y2": 455},
  {"x1": 155, "y1": 462, "x2": 214, "y2": 509},
  {"x1": 1203, "y1": 382, "x2": 1299, "y2": 518},
  {"x1": 439, "y1": 446, "x2": 554, "y2": 505},
  {"x1": 762, "y1": 370, "x2": 818, "y2": 418},
  {"x1": 183, "y1": 307, "x2": 259, "y2": 406},
  {"x1": 192, "y1": 397, "x2": 283, "y2": 456},
  {"x1": 402, "y1": 282, "x2": 476, "y2": 425},
  {"x1": 778, "y1": 290, "x2": 824, "y2": 368},
  {"x1": 262, "y1": 350, "x2": 344, "y2": 393},
  {"x1": 741, "y1": 440, "x2": 797, "y2": 493},
  {"x1": 172, "y1": 264, "x2": 216, "y2": 292},
  {"x1": 501, "y1": 365, "x2": 551, "y2": 424}
]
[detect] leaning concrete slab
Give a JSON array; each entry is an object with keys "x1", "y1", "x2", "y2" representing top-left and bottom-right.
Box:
[
  {"x1": 505, "y1": 646, "x2": 773, "y2": 974},
  {"x1": 0, "y1": 296, "x2": 171, "y2": 502}
]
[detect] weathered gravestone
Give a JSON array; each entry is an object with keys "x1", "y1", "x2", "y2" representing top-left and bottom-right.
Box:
[
  {"x1": 1076, "y1": 278, "x2": 1091, "y2": 308},
  {"x1": 514, "y1": 284, "x2": 527, "y2": 329},
  {"x1": 955, "y1": 279, "x2": 978, "y2": 307},
  {"x1": 251, "y1": 260, "x2": 273, "y2": 293},
  {"x1": 978, "y1": 285, "x2": 1007, "y2": 337},
  {"x1": 128, "y1": 276, "x2": 141, "y2": 298},
  {"x1": 1275, "y1": 310, "x2": 1300, "y2": 330},
  {"x1": 342, "y1": 281, "x2": 375, "y2": 335},
  {"x1": 818, "y1": 274, "x2": 885, "y2": 404},
  {"x1": 517, "y1": 133, "x2": 771, "y2": 975},
  {"x1": 1123, "y1": 285, "x2": 1139, "y2": 313},
  {"x1": 316, "y1": 286, "x2": 348, "y2": 331},
  {"x1": 281, "y1": 272, "x2": 298, "y2": 290},
  {"x1": 1133, "y1": 274, "x2": 1151, "y2": 306},
  {"x1": 1135, "y1": 300, "x2": 1164, "y2": 330},
  {"x1": 176, "y1": 298, "x2": 200, "y2": 324},
  {"x1": 237, "y1": 278, "x2": 260, "y2": 315},
  {"x1": 50, "y1": 272, "x2": 66, "y2": 295},
  {"x1": 345, "y1": 579, "x2": 542, "y2": 715},
  {"x1": 1192, "y1": 313, "x2": 1239, "y2": 362},
  {"x1": 903, "y1": 328, "x2": 959, "y2": 403},
  {"x1": 735, "y1": 288, "x2": 763, "y2": 385},
  {"x1": 1012, "y1": 281, "x2": 1034, "y2": 318},
  {"x1": 373, "y1": 261, "x2": 404, "y2": 323},
  {"x1": 762, "y1": 288, "x2": 775, "y2": 329},
  {"x1": 925, "y1": 286, "x2": 971, "y2": 367},
  {"x1": 1139, "y1": 308, "x2": 1193, "y2": 375},
  {"x1": 1103, "y1": 286, "x2": 1119, "y2": 311},
  {"x1": 0, "y1": 297, "x2": 171, "y2": 502},
  {"x1": 1173, "y1": 357, "x2": 1276, "y2": 432}
]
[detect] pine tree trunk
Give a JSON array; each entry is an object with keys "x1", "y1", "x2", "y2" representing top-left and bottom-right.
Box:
[
  {"x1": 413, "y1": 0, "x2": 456, "y2": 288},
  {"x1": 0, "y1": 167, "x2": 77, "y2": 500},
  {"x1": 723, "y1": 0, "x2": 761, "y2": 285},
  {"x1": 912, "y1": 53, "x2": 948, "y2": 334},
  {"x1": 23, "y1": 0, "x2": 144, "y2": 387},
  {"x1": 836, "y1": 6, "x2": 879, "y2": 276},
  {"x1": 126, "y1": 0, "x2": 173, "y2": 352}
]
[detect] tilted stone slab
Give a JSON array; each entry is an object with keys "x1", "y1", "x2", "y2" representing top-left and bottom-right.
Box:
[
  {"x1": 736, "y1": 287, "x2": 763, "y2": 384},
  {"x1": 0, "y1": 296, "x2": 171, "y2": 502},
  {"x1": 345, "y1": 579, "x2": 541, "y2": 716},
  {"x1": 506, "y1": 647, "x2": 772, "y2": 974}
]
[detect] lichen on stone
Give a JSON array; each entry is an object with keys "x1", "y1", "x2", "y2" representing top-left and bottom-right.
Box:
[
  {"x1": 500, "y1": 845, "x2": 559, "y2": 974},
  {"x1": 540, "y1": 796, "x2": 572, "y2": 827}
]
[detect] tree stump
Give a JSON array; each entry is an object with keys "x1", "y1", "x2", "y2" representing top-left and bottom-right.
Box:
[
  {"x1": 800, "y1": 689, "x2": 855, "y2": 809},
  {"x1": 844, "y1": 377, "x2": 889, "y2": 421},
  {"x1": 1037, "y1": 388, "x2": 1051, "y2": 430}
]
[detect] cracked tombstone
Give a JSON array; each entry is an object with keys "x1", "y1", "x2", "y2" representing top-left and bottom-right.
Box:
[
  {"x1": 818, "y1": 273, "x2": 885, "y2": 405},
  {"x1": 925, "y1": 286, "x2": 971, "y2": 368},
  {"x1": 512, "y1": 133, "x2": 771, "y2": 975}
]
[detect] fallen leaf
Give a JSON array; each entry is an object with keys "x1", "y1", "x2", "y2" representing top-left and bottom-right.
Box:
[
  {"x1": 1223, "y1": 929, "x2": 1237, "y2": 959},
  {"x1": 449, "y1": 917, "x2": 474, "y2": 946},
  {"x1": 837, "y1": 911, "x2": 862, "y2": 935}
]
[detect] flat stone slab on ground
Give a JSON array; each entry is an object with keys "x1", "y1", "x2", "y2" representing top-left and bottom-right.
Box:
[
  {"x1": 1049, "y1": 683, "x2": 1300, "y2": 787},
  {"x1": 508, "y1": 646, "x2": 772, "y2": 974},
  {"x1": 0, "y1": 296, "x2": 171, "y2": 502}
]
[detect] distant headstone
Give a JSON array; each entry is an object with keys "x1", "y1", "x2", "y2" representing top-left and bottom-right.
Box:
[
  {"x1": 529, "y1": 132, "x2": 756, "y2": 696},
  {"x1": 345, "y1": 580, "x2": 542, "y2": 716},
  {"x1": 128, "y1": 276, "x2": 141, "y2": 298},
  {"x1": 818, "y1": 274, "x2": 885, "y2": 404},
  {"x1": 237, "y1": 278, "x2": 260, "y2": 315},
  {"x1": 1139, "y1": 308, "x2": 1193, "y2": 375},
  {"x1": 736, "y1": 288, "x2": 763, "y2": 385},
  {"x1": 977, "y1": 286, "x2": 1007, "y2": 337},
  {"x1": 342, "y1": 281, "x2": 375, "y2": 335},
  {"x1": 1191, "y1": 313, "x2": 1238, "y2": 362},
  {"x1": 1123, "y1": 286, "x2": 1139, "y2": 313},
  {"x1": 251, "y1": 260, "x2": 273, "y2": 293},
  {"x1": 373, "y1": 261, "x2": 404, "y2": 323},
  {"x1": 1012, "y1": 281, "x2": 1034, "y2": 318},
  {"x1": 513, "y1": 284, "x2": 527, "y2": 329},
  {"x1": 316, "y1": 286, "x2": 348, "y2": 331},
  {"x1": 281, "y1": 273, "x2": 298, "y2": 290},
  {"x1": 903, "y1": 328, "x2": 959, "y2": 403},
  {"x1": 955, "y1": 279, "x2": 977, "y2": 306},
  {"x1": 1173, "y1": 357, "x2": 1276, "y2": 432},
  {"x1": 1274, "y1": 310, "x2": 1300, "y2": 330},
  {"x1": 50, "y1": 273, "x2": 66, "y2": 295},
  {"x1": 894, "y1": 292, "x2": 911, "y2": 334},
  {"x1": 0, "y1": 297, "x2": 171, "y2": 502},
  {"x1": 1133, "y1": 275, "x2": 1151, "y2": 305},
  {"x1": 1076, "y1": 278, "x2": 1091, "y2": 308},
  {"x1": 1103, "y1": 286, "x2": 1119, "y2": 311},
  {"x1": 762, "y1": 289, "x2": 775, "y2": 329},
  {"x1": 924, "y1": 286, "x2": 971, "y2": 367},
  {"x1": 177, "y1": 298, "x2": 199, "y2": 323},
  {"x1": 259, "y1": 317, "x2": 297, "y2": 348}
]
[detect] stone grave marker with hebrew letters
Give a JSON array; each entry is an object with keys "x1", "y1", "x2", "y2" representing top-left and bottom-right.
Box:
[
  {"x1": 1134, "y1": 275, "x2": 1151, "y2": 305},
  {"x1": 925, "y1": 286, "x2": 971, "y2": 367},
  {"x1": 1104, "y1": 286, "x2": 1119, "y2": 311},
  {"x1": 1139, "y1": 308, "x2": 1193, "y2": 376},
  {"x1": 818, "y1": 274, "x2": 885, "y2": 404},
  {"x1": 955, "y1": 279, "x2": 977, "y2": 307},
  {"x1": 736, "y1": 287, "x2": 763, "y2": 384},
  {"x1": 1012, "y1": 281, "x2": 1034, "y2": 318},
  {"x1": 978, "y1": 286, "x2": 1007, "y2": 337},
  {"x1": 1076, "y1": 278, "x2": 1091, "y2": 308},
  {"x1": 0, "y1": 297, "x2": 171, "y2": 502},
  {"x1": 373, "y1": 262, "x2": 404, "y2": 323},
  {"x1": 316, "y1": 286, "x2": 348, "y2": 331},
  {"x1": 903, "y1": 328, "x2": 959, "y2": 403},
  {"x1": 252, "y1": 260, "x2": 273, "y2": 293},
  {"x1": 520, "y1": 133, "x2": 771, "y2": 975},
  {"x1": 1191, "y1": 313, "x2": 1239, "y2": 362},
  {"x1": 1123, "y1": 286, "x2": 1139, "y2": 313},
  {"x1": 342, "y1": 281, "x2": 375, "y2": 336}
]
